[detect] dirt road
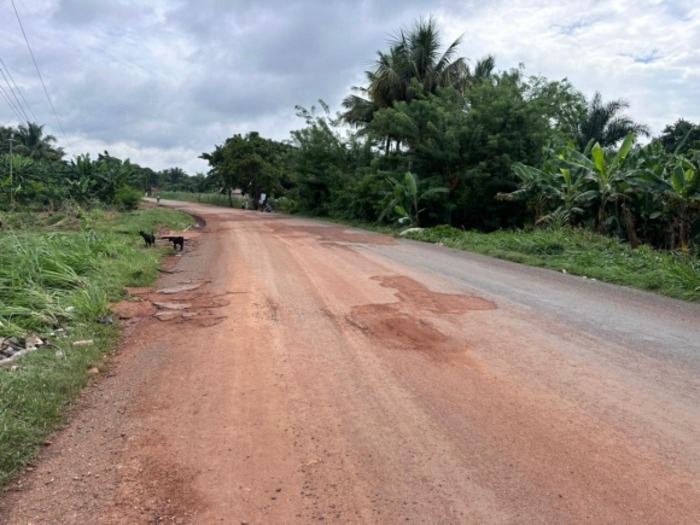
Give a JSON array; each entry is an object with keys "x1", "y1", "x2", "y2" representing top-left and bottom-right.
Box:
[{"x1": 2, "y1": 202, "x2": 700, "y2": 524}]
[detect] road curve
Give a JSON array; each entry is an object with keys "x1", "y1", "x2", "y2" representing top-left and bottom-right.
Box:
[{"x1": 2, "y1": 201, "x2": 699, "y2": 524}]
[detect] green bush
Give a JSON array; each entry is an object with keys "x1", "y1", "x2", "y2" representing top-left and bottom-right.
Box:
[{"x1": 114, "y1": 185, "x2": 143, "y2": 210}]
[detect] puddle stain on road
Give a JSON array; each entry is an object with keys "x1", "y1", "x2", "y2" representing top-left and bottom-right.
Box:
[{"x1": 348, "y1": 276, "x2": 496, "y2": 354}]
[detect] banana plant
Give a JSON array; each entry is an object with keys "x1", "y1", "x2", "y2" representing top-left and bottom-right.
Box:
[
  {"x1": 637, "y1": 152, "x2": 700, "y2": 251},
  {"x1": 506, "y1": 162, "x2": 559, "y2": 225},
  {"x1": 379, "y1": 171, "x2": 448, "y2": 226},
  {"x1": 506, "y1": 147, "x2": 594, "y2": 227},
  {"x1": 538, "y1": 166, "x2": 595, "y2": 226},
  {"x1": 559, "y1": 132, "x2": 638, "y2": 233}
]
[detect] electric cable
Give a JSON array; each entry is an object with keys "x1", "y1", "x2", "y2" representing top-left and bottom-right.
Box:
[
  {"x1": 9, "y1": 0, "x2": 73, "y2": 155},
  {"x1": 0, "y1": 64, "x2": 30, "y2": 123},
  {"x1": 0, "y1": 82, "x2": 24, "y2": 122},
  {"x1": 0, "y1": 56, "x2": 38, "y2": 123}
]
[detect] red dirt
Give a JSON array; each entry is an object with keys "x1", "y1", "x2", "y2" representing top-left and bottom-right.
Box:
[{"x1": 1, "y1": 204, "x2": 699, "y2": 524}]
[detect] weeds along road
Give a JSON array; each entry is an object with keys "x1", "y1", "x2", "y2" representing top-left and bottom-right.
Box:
[{"x1": 2, "y1": 201, "x2": 700, "y2": 524}]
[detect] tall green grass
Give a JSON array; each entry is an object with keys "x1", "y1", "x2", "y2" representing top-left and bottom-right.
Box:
[
  {"x1": 0, "y1": 207, "x2": 194, "y2": 487},
  {"x1": 404, "y1": 225, "x2": 700, "y2": 302}
]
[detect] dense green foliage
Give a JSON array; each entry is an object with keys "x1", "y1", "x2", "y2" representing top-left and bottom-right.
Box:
[
  {"x1": 0, "y1": 208, "x2": 193, "y2": 487},
  {"x1": 502, "y1": 133, "x2": 700, "y2": 252},
  {"x1": 197, "y1": 18, "x2": 698, "y2": 256},
  {"x1": 1, "y1": 124, "x2": 218, "y2": 211}
]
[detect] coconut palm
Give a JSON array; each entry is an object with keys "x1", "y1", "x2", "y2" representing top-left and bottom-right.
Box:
[
  {"x1": 576, "y1": 92, "x2": 649, "y2": 151},
  {"x1": 341, "y1": 18, "x2": 493, "y2": 129}
]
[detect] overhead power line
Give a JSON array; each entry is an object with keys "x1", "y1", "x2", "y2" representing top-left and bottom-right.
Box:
[
  {"x1": 0, "y1": 56, "x2": 38, "y2": 122},
  {"x1": 0, "y1": 81, "x2": 25, "y2": 121},
  {"x1": 0, "y1": 63, "x2": 30, "y2": 122},
  {"x1": 9, "y1": 0, "x2": 72, "y2": 154}
]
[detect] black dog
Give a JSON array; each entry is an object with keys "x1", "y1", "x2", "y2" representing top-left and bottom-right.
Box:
[
  {"x1": 139, "y1": 231, "x2": 155, "y2": 247},
  {"x1": 161, "y1": 235, "x2": 185, "y2": 251}
]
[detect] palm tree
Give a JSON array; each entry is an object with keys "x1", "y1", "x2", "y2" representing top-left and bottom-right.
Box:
[
  {"x1": 341, "y1": 17, "x2": 494, "y2": 130},
  {"x1": 576, "y1": 92, "x2": 649, "y2": 151},
  {"x1": 14, "y1": 122, "x2": 64, "y2": 161}
]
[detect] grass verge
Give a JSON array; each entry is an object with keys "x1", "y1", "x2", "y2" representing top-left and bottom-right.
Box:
[
  {"x1": 403, "y1": 225, "x2": 700, "y2": 302},
  {"x1": 159, "y1": 191, "x2": 246, "y2": 208},
  {"x1": 0, "y1": 206, "x2": 194, "y2": 488}
]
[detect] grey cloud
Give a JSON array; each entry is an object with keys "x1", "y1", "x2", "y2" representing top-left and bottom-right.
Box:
[
  {"x1": 51, "y1": 0, "x2": 158, "y2": 28},
  {"x1": 1, "y1": 0, "x2": 699, "y2": 172}
]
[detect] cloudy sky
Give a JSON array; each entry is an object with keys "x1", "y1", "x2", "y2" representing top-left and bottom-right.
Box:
[{"x1": 1, "y1": 0, "x2": 698, "y2": 174}]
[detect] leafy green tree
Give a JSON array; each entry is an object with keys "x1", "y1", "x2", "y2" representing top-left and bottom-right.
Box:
[
  {"x1": 64, "y1": 154, "x2": 97, "y2": 203},
  {"x1": 189, "y1": 172, "x2": 217, "y2": 193},
  {"x1": 114, "y1": 185, "x2": 143, "y2": 210},
  {"x1": 202, "y1": 132, "x2": 290, "y2": 208},
  {"x1": 576, "y1": 92, "x2": 649, "y2": 151},
  {"x1": 0, "y1": 153, "x2": 35, "y2": 207},
  {"x1": 526, "y1": 76, "x2": 586, "y2": 143},
  {"x1": 0, "y1": 126, "x2": 14, "y2": 155},
  {"x1": 453, "y1": 70, "x2": 561, "y2": 229},
  {"x1": 365, "y1": 70, "x2": 583, "y2": 229},
  {"x1": 92, "y1": 151, "x2": 136, "y2": 205},
  {"x1": 656, "y1": 119, "x2": 700, "y2": 154},
  {"x1": 290, "y1": 102, "x2": 353, "y2": 215}
]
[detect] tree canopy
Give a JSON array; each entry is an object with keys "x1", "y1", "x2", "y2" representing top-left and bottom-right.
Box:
[{"x1": 201, "y1": 132, "x2": 291, "y2": 208}]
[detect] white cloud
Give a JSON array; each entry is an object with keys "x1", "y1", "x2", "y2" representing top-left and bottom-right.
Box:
[{"x1": 1, "y1": 0, "x2": 698, "y2": 174}]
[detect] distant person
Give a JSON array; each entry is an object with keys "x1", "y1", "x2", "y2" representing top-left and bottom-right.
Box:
[{"x1": 156, "y1": 194, "x2": 161, "y2": 204}]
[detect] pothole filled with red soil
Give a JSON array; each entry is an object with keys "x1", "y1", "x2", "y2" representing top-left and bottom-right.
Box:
[{"x1": 349, "y1": 275, "x2": 496, "y2": 351}]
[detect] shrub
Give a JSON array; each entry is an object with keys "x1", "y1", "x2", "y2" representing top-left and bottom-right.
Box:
[{"x1": 114, "y1": 185, "x2": 143, "y2": 210}]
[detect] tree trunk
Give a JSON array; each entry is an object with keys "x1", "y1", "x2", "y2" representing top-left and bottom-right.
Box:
[
  {"x1": 597, "y1": 205, "x2": 608, "y2": 234},
  {"x1": 622, "y1": 203, "x2": 640, "y2": 248}
]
